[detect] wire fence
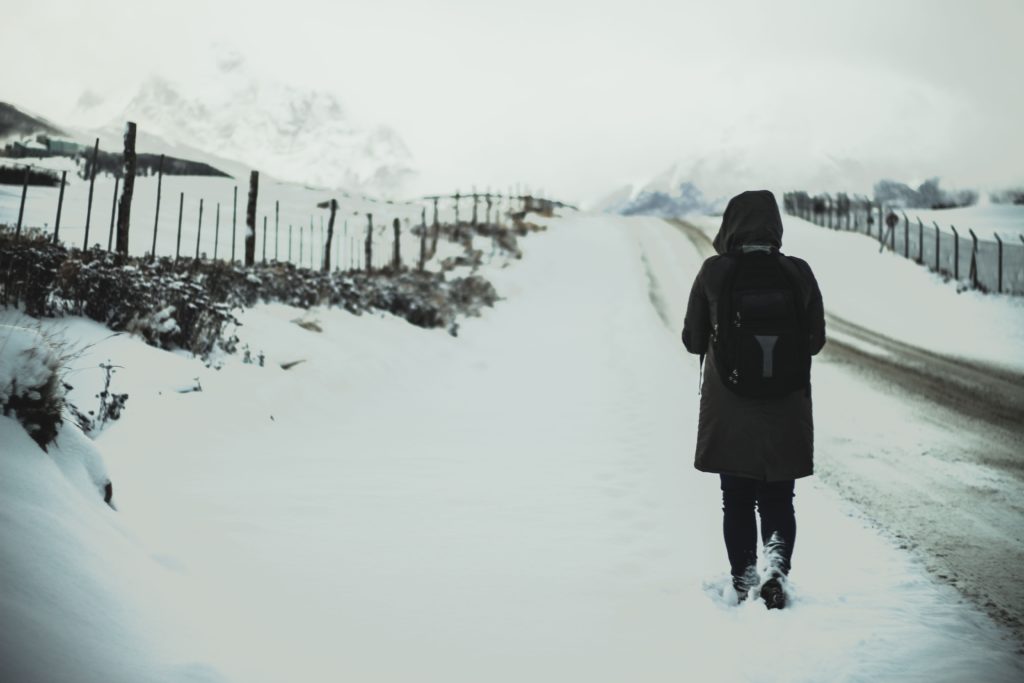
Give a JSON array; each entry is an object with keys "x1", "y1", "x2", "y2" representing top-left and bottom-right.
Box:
[
  {"x1": 783, "y1": 192, "x2": 1024, "y2": 296},
  {"x1": 1, "y1": 123, "x2": 571, "y2": 275}
]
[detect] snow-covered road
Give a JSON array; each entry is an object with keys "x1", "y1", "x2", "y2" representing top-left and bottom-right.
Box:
[{"x1": 3, "y1": 213, "x2": 1022, "y2": 682}]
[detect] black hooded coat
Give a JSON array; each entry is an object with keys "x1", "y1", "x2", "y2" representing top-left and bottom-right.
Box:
[{"x1": 682, "y1": 191, "x2": 826, "y2": 481}]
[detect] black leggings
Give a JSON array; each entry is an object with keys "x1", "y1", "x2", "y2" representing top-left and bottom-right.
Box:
[{"x1": 720, "y1": 475, "x2": 796, "y2": 578}]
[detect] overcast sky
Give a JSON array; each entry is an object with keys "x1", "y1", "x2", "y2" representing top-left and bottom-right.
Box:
[{"x1": 4, "y1": 0, "x2": 1023, "y2": 203}]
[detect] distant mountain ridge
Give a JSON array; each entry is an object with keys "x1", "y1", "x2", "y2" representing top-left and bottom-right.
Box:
[
  {"x1": 0, "y1": 102, "x2": 65, "y2": 139},
  {"x1": 77, "y1": 52, "x2": 415, "y2": 195}
]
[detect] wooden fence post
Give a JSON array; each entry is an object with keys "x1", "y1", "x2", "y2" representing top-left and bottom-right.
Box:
[
  {"x1": 365, "y1": 213, "x2": 374, "y2": 273},
  {"x1": 214, "y1": 203, "x2": 221, "y2": 260},
  {"x1": 951, "y1": 225, "x2": 959, "y2": 280},
  {"x1": 391, "y1": 217, "x2": 401, "y2": 270},
  {"x1": 16, "y1": 165, "x2": 29, "y2": 236},
  {"x1": 454, "y1": 192, "x2": 461, "y2": 225},
  {"x1": 994, "y1": 233, "x2": 1003, "y2": 293},
  {"x1": 195, "y1": 198, "x2": 204, "y2": 260},
  {"x1": 150, "y1": 154, "x2": 164, "y2": 261},
  {"x1": 322, "y1": 198, "x2": 337, "y2": 273},
  {"x1": 967, "y1": 228, "x2": 979, "y2": 289},
  {"x1": 53, "y1": 170, "x2": 67, "y2": 244},
  {"x1": 175, "y1": 192, "x2": 184, "y2": 261},
  {"x1": 245, "y1": 171, "x2": 259, "y2": 266},
  {"x1": 84, "y1": 138, "x2": 99, "y2": 249},
  {"x1": 431, "y1": 197, "x2": 440, "y2": 257},
  {"x1": 472, "y1": 193, "x2": 479, "y2": 226},
  {"x1": 262, "y1": 216, "x2": 268, "y2": 263},
  {"x1": 107, "y1": 177, "x2": 119, "y2": 251},
  {"x1": 115, "y1": 121, "x2": 137, "y2": 256},
  {"x1": 275, "y1": 200, "x2": 280, "y2": 262},
  {"x1": 231, "y1": 186, "x2": 238, "y2": 263},
  {"x1": 902, "y1": 212, "x2": 909, "y2": 258},
  {"x1": 418, "y1": 207, "x2": 427, "y2": 271}
]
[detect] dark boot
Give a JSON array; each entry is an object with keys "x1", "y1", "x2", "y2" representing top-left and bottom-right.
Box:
[
  {"x1": 732, "y1": 566, "x2": 759, "y2": 603},
  {"x1": 760, "y1": 573, "x2": 787, "y2": 610}
]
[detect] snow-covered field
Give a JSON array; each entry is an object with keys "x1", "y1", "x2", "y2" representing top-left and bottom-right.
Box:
[
  {"x1": 898, "y1": 202, "x2": 1024, "y2": 242},
  {"x1": 2, "y1": 213, "x2": 1022, "y2": 682}
]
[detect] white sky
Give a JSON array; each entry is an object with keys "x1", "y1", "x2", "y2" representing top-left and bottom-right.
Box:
[{"x1": 3, "y1": 0, "x2": 1023, "y2": 203}]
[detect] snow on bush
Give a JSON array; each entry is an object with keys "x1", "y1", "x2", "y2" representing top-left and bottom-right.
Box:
[
  {"x1": 0, "y1": 223, "x2": 514, "y2": 357},
  {"x1": 0, "y1": 324, "x2": 66, "y2": 448}
]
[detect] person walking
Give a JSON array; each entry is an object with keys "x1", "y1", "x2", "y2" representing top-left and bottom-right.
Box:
[{"x1": 681, "y1": 190, "x2": 825, "y2": 609}]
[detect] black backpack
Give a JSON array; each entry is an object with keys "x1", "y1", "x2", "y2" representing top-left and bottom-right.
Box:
[{"x1": 708, "y1": 249, "x2": 811, "y2": 398}]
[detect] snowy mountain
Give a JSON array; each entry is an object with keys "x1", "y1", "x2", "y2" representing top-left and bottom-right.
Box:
[
  {"x1": 591, "y1": 163, "x2": 727, "y2": 217},
  {"x1": 83, "y1": 52, "x2": 415, "y2": 196}
]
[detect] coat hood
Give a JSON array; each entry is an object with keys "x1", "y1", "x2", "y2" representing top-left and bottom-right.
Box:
[{"x1": 712, "y1": 190, "x2": 784, "y2": 255}]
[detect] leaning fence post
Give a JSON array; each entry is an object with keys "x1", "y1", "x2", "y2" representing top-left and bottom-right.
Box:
[
  {"x1": 967, "y1": 228, "x2": 979, "y2": 290},
  {"x1": 149, "y1": 154, "x2": 163, "y2": 262},
  {"x1": 951, "y1": 225, "x2": 959, "y2": 280},
  {"x1": 195, "y1": 198, "x2": 204, "y2": 260},
  {"x1": 16, "y1": 165, "x2": 29, "y2": 236},
  {"x1": 115, "y1": 121, "x2": 137, "y2": 256},
  {"x1": 175, "y1": 191, "x2": 184, "y2": 261},
  {"x1": 84, "y1": 138, "x2": 99, "y2": 249},
  {"x1": 107, "y1": 177, "x2": 119, "y2": 251},
  {"x1": 245, "y1": 171, "x2": 259, "y2": 266},
  {"x1": 53, "y1": 170, "x2": 67, "y2": 244}
]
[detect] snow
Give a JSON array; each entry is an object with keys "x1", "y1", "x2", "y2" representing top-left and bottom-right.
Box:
[
  {"x1": 1, "y1": 213, "x2": 1022, "y2": 682},
  {"x1": 898, "y1": 202, "x2": 1024, "y2": 241},
  {"x1": 0, "y1": 326, "x2": 58, "y2": 405},
  {"x1": 686, "y1": 213, "x2": 1024, "y2": 374}
]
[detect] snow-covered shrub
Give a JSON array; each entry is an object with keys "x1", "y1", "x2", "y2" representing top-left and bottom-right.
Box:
[
  {"x1": 0, "y1": 325, "x2": 66, "y2": 449},
  {"x1": 1, "y1": 219, "x2": 515, "y2": 355}
]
